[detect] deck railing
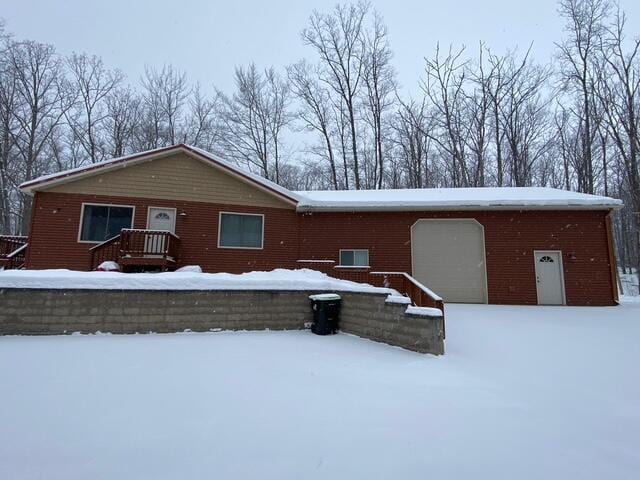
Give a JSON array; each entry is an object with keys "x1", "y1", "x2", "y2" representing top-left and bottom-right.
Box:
[
  {"x1": 0, "y1": 235, "x2": 29, "y2": 269},
  {"x1": 370, "y1": 271, "x2": 446, "y2": 337},
  {"x1": 89, "y1": 234, "x2": 122, "y2": 270},
  {"x1": 89, "y1": 229, "x2": 180, "y2": 270},
  {"x1": 119, "y1": 229, "x2": 180, "y2": 260}
]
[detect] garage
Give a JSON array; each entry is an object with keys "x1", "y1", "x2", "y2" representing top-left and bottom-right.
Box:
[{"x1": 411, "y1": 219, "x2": 488, "y2": 303}]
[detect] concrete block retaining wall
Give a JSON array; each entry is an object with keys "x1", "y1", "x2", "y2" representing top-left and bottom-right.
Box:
[
  {"x1": 0, "y1": 288, "x2": 445, "y2": 355},
  {"x1": 339, "y1": 293, "x2": 445, "y2": 355}
]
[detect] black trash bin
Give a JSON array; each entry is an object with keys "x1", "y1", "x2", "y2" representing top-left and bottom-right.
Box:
[{"x1": 309, "y1": 293, "x2": 342, "y2": 335}]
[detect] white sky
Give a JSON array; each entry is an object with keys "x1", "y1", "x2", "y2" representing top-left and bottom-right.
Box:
[{"x1": 2, "y1": 0, "x2": 639, "y2": 96}]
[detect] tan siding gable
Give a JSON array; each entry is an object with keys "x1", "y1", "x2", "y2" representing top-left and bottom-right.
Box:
[{"x1": 46, "y1": 152, "x2": 293, "y2": 209}]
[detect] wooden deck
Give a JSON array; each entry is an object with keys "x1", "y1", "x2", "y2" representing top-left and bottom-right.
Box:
[
  {"x1": 0, "y1": 236, "x2": 28, "y2": 270},
  {"x1": 90, "y1": 229, "x2": 181, "y2": 272}
]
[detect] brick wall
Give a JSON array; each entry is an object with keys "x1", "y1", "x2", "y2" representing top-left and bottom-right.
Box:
[
  {"x1": 27, "y1": 192, "x2": 300, "y2": 272},
  {"x1": 0, "y1": 288, "x2": 445, "y2": 355},
  {"x1": 299, "y1": 210, "x2": 616, "y2": 306},
  {"x1": 25, "y1": 191, "x2": 616, "y2": 306}
]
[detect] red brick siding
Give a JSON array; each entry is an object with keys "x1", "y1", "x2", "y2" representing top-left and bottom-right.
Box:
[
  {"x1": 27, "y1": 192, "x2": 299, "y2": 273},
  {"x1": 297, "y1": 210, "x2": 616, "y2": 306},
  {"x1": 26, "y1": 192, "x2": 616, "y2": 306}
]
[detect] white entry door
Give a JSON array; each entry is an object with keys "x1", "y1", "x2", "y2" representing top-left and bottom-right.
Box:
[
  {"x1": 534, "y1": 251, "x2": 566, "y2": 305},
  {"x1": 146, "y1": 208, "x2": 176, "y2": 255}
]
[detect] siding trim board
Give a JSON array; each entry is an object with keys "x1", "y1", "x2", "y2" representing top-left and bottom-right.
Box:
[{"x1": 605, "y1": 212, "x2": 620, "y2": 303}]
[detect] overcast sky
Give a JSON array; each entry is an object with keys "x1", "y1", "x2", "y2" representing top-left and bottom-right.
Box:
[{"x1": 2, "y1": 0, "x2": 639, "y2": 95}]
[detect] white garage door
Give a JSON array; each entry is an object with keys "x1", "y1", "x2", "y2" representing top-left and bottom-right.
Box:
[{"x1": 411, "y1": 219, "x2": 487, "y2": 303}]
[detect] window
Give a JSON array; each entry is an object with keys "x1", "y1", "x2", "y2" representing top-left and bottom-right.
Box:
[
  {"x1": 539, "y1": 256, "x2": 554, "y2": 263},
  {"x1": 80, "y1": 204, "x2": 134, "y2": 242},
  {"x1": 340, "y1": 249, "x2": 369, "y2": 267},
  {"x1": 218, "y1": 212, "x2": 264, "y2": 249}
]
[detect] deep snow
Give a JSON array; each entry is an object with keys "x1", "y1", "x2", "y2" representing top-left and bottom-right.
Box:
[
  {"x1": 0, "y1": 268, "x2": 394, "y2": 294},
  {"x1": 1, "y1": 301, "x2": 638, "y2": 480}
]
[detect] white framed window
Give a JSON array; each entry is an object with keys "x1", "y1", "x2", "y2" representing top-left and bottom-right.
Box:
[
  {"x1": 339, "y1": 249, "x2": 369, "y2": 267},
  {"x1": 78, "y1": 203, "x2": 135, "y2": 243},
  {"x1": 218, "y1": 212, "x2": 264, "y2": 249}
]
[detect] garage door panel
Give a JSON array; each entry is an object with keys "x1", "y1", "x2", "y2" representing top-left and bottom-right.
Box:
[{"x1": 411, "y1": 219, "x2": 487, "y2": 303}]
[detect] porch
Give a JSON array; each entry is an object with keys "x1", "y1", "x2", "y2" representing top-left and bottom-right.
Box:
[
  {"x1": 0, "y1": 235, "x2": 28, "y2": 270},
  {"x1": 89, "y1": 229, "x2": 181, "y2": 272}
]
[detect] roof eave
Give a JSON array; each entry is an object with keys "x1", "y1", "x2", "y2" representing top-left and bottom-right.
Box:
[
  {"x1": 19, "y1": 144, "x2": 300, "y2": 206},
  {"x1": 296, "y1": 203, "x2": 623, "y2": 212}
]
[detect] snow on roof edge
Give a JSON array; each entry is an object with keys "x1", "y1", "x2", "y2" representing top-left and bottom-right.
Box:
[
  {"x1": 19, "y1": 146, "x2": 621, "y2": 211},
  {"x1": 20, "y1": 145, "x2": 176, "y2": 189},
  {"x1": 294, "y1": 187, "x2": 622, "y2": 211}
]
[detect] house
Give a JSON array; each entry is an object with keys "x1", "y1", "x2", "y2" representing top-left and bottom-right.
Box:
[{"x1": 13, "y1": 144, "x2": 622, "y2": 306}]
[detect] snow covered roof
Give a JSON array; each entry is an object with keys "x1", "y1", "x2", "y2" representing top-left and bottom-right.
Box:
[
  {"x1": 19, "y1": 144, "x2": 301, "y2": 205},
  {"x1": 294, "y1": 187, "x2": 622, "y2": 211},
  {"x1": 19, "y1": 145, "x2": 621, "y2": 211}
]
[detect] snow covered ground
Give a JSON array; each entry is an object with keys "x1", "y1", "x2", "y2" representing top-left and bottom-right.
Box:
[
  {"x1": 620, "y1": 268, "x2": 639, "y2": 296},
  {"x1": 1, "y1": 300, "x2": 639, "y2": 480}
]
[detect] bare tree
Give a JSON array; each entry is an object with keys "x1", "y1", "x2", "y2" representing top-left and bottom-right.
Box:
[
  {"x1": 302, "y1": 1, "x2": 368, "y2": 189},
  {"x1": 185, "y1": 83, "x2": 220, "y2": 150},
  {"x1": 500, "y1": 60, "x2": 552, "y2": 186},
  {"x1": 8, "y1": 40, "x2": 72, "y2": 233},
  {"x1": 391, "y1": 97, "x2": 434, "y2": 188},
  {"x1": 217, "y1": 64, "x2": 290, "y2": 181},
  {"x1": 554, "y1": 104, "x2": 577, "y2": 190},
  {"x1": 141, "y1": 64, "x2": 189, "y2": 147},
  {"x1": 288, "y1": 60, "x2": 339, "y2": 189},
  {"x1": 557, "y1": 0, "x2": 611, "y2": 194},
  {"x1": 264, "y1": 68, "x2": 290, "y2": 183},
  {"x1": 597, "y1": 8, "x2": 640, "y2": 291},
  {"x1": 0, "y1": 28, "x2": 18, "y2": 233},
  {"x1": 422, "y1": 44, "x2": 469, "y2": 187},
  {"x1": 362, "y1": 11, "x2": 396, "y2": 188},
  {"x1": 105, "y1": 85, "x2": 140, "y2": 157},
  {"x1": 465, "y1": 44, "x2": 491, "y2": 187},
  {"x1": 66, "y1": 53, "x2": 123, "y2": 163}
]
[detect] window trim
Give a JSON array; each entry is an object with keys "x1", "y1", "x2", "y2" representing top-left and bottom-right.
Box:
[
  {"x1": 146, "y1": 206, "x2": 177, "y2": 233},
  {"x1": 338, "y1": 249, "x2": 370, "y2": 268},
  {"x1": 217, "y1": 211, "x2": 265, "y2": 250},
  {"x1": 77, "y1": 202, "x2": 136, "y2": 244}
]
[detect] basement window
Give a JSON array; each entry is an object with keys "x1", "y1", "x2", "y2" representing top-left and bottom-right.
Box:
[
  {"x1": 339, "y1": 249, "x2": 369, "y2": 267},
  {"x1": 218, "y1": 212, "x2": 264, "y2": 249},
  {"x1": 79, "y1": 204, "x2": 134, "y2": 242}
]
